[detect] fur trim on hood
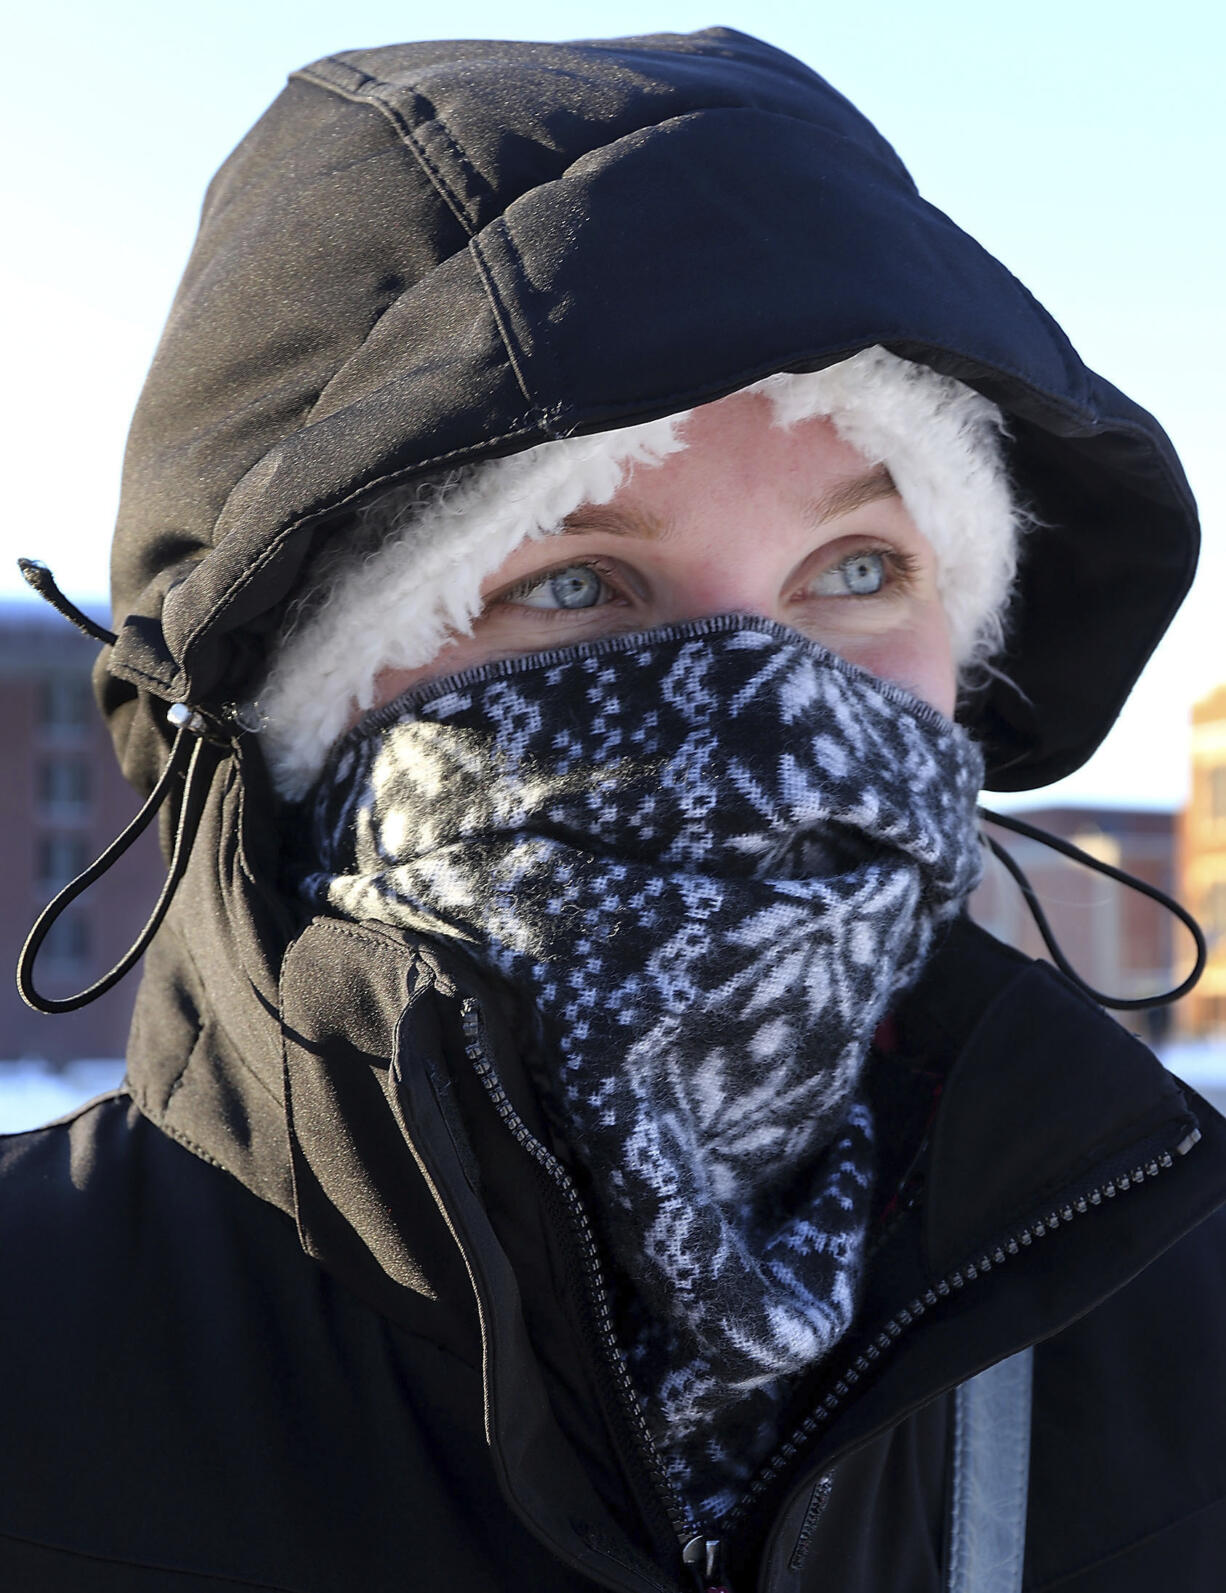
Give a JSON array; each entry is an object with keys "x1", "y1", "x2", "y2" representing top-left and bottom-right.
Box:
[{"x1": 255, "y1": 348, "x2": 1021, "y2": 799}]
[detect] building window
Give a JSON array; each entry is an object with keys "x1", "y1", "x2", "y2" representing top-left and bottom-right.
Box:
[
  {"x1": 39, "y1": 675, "x2": 92, "y2": 731},
  {"x1": 38, "y1": 759, "x2": 90, "y2": 812},
  {"x1": 1211, "y1": 766, "x2": 1226, "y2": 823},
  {"x1": 40, "y1": 913, "x2": 90, "y2": 966},
  {"x1": 37, "y1": 834, "x2": 90, "y2": 890},
  {"x1": 1208, "y1": 881, "x2": 1226, "y2": 940}
]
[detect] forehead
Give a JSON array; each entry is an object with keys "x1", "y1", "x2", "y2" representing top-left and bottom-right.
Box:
[{"x1": 561, "y1": 392, "x2": 897, "y2": 539}]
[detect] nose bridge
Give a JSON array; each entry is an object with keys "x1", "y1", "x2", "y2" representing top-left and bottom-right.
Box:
[{"x1": 668, "y1": 549, "x2": 782, "y2": 625}]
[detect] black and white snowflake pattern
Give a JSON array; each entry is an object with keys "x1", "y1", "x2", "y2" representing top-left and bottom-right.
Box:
[{"x1": 302, "y1": 616, "x2": 984, "y2": 1523}]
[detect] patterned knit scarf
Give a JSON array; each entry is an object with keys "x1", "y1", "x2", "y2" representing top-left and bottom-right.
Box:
[{"x1": 300, "y1": 616, "x2": 984, "y2": 1522}]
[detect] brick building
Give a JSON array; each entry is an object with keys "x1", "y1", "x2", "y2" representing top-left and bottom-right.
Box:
[
  {"x1": 971, "y1": 805, "x2": 1186, "y2": 1046},
  {"x1": 1181, "y1": 685, "x2": 1226, "y2": 1037},
  {"x1": 1, "y1": 601, "x2": 162, "y2": 1064}
]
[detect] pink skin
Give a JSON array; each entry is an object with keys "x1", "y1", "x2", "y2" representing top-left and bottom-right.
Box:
[{"x1": 371, "y1": 390, "x2": 957, "y2": 717}]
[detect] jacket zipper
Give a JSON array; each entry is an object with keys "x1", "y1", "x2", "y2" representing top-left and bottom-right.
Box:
[
  {"x1": 460, "y1": 1002, "x2": 718, "y2": 1585},
  {"x1": 723, "y1": 1121, "x2": 1203, "y2": 1547},
  {"x1": 462, "y1": 998, "x2": 1200, "y2": 1587}
]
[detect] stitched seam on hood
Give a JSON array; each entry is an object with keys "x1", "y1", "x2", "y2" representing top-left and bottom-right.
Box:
[
  {"x1": 468, "y1": 233, "x2": 538, "y2": 413},
  {"x1": 173, "y1": 425, "x2": 548, "y2": 679},
  {"x1": 293, "y1": 63, "x2": 483, "y2": 237}
]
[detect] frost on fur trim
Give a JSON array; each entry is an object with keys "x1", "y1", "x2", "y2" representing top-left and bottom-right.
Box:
[{"x1": 254, "y1": 347, "x2": 1022, "y2": 799}]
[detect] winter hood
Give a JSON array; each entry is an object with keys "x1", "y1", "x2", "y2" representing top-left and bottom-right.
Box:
[{"x1": 98, "y1": 27, "x2": 1197, "y2": 797}]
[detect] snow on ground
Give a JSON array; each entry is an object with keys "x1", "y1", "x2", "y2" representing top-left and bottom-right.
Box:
[
  {"x1": 0, "y1": 1060, "x2": 127, "y2": 1134},
  {"x1": 2, "y1": 1043, "x2": 1226, "y2": 1135},
  {"x1": 1157, "y1": 1040, "x2": 1226, "y2": 1117}
]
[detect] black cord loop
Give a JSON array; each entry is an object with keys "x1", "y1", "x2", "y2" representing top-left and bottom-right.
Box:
[
  {"x1": 17, "y1": 722, "x2": 222, "y2": 1015},
  {"x1": 18, "y1": 558, "x2": 118, "y2": 646},
  {"x1": 978, "y1": 806, "x2": 1207, "y2": 1011}
]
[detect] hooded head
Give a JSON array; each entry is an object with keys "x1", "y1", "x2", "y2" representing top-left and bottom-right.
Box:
[
  {"x1": 99, "y1": 27, "x2": 1197, "y2": 804},
  {"x1": 58, "y1": 22, "x2": 1201, "y2": 1269}
]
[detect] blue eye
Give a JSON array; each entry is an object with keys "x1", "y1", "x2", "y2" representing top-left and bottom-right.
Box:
[
  {"x1": 813, "y1": 550, "x2": 887, "y2": 597},
  {"x1": 516, "y1": 564, "x2": 607, "y2": 610},
  {"x1": 841, "y1": 553, "x2": 886, "y2": 594}
]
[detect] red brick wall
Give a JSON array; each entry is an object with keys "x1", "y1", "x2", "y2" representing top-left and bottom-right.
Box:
[{"x1": 1, "y1": 605, "x2": 162, "y2": 1065}]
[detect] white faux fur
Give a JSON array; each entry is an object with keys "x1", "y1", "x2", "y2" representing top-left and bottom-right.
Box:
[{"x1": 254, "y1": 348, "x2": 1021, "y2": 798}]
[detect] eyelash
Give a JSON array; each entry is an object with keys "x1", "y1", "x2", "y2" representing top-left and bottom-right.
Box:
[
  {"x1": 834, "y1": 546, "x2": 920, "y2": 593},
  {"x1": 497, "y1": 557, "x2": 626, "y2": 608},
  {"x1": 495, "y1": 545, "x2": 920, "y2": 611}
]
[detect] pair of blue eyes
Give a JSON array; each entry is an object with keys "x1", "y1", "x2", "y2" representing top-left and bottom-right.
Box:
[{"x1": 515, "y1": 551, "x2": 889, "y2": 610}]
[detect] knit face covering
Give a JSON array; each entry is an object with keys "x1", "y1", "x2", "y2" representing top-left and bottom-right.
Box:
[{"x1": 300, "y1": 615, "x2": 985, "y2": 1521}]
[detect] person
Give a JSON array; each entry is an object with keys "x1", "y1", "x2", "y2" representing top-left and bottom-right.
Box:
[{"x1": 3, "y1": 27, "x2": 1224, "y2": 1593}]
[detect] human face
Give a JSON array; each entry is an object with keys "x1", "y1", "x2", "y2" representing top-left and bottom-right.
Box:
[{"x1": 373, "y1": 391, "x2": 957, "y2": 716}]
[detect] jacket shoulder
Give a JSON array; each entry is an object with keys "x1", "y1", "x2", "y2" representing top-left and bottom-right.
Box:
[
  {"x1": 0, "y1": 1093, "x2": 305, "y2": 1421},
  {"x1": 0, "y1": 1090, "x2": 250, "y2": 1251},
  {"x1": 0, "y1": 1089, "x2": 588, "y2": 1591}
]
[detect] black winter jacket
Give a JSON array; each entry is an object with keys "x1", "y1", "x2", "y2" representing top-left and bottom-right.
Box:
[
  {"x1": 4, "y1": 26, "x2": 1222, "y2": 1593},
  {"x1": 3, "y1": 916, "x2": 1226, "y2": 1590}
]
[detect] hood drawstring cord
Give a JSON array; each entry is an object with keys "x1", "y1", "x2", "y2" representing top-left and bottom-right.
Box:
[
  {"x1": 18, "y1": 710, "x2": 224, "y2": 1015},
  {"x1": 15, "y1": 559, "x2": 229, "y2": 1016},
  {"x1": 977, "y1": 806, "x2": 1206, "y2": 1011},
  {"x1": 18, "y1": 558, "x2": 118, "y2": 646}
]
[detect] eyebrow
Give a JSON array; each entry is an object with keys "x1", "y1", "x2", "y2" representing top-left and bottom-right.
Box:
[
  {"x1": 807, "y1": 464, "x2": 899, "y2": 526},
  {"x1": 558, "y1": 465, "x2": 898, "y2": 541},
  {"x1": 560, "y1": 504, "x2": 668, "y2": 539}
]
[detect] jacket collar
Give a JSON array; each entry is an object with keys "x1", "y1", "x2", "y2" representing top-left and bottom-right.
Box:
[{"x1": 274, "y1": 907, "x2": 1225, "y2": 1584}]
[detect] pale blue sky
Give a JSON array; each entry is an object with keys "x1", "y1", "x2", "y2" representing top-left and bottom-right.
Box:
[{"x1": 1, "y1": 0, "x2": 1221, "y2": 806}]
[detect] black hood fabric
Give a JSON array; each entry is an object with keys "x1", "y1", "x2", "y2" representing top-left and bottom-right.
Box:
[{"x1": 98, "y1": 27, "x2": 1197, "y2": 801}]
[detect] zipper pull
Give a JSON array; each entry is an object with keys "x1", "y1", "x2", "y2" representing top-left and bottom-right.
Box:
[{"x1": 682, "y1": 1535, "x2": 733, "y2": 1592}]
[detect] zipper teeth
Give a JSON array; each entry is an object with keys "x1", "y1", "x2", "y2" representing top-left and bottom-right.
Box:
[
  {"x1": 720, "y1": 1132, "x2": 1198, "y2": 1535},
  {"x1": 460, "y1": 1003, "x2": 695, "y2": 1545},
  {"x1": 460, "y1": 994, "x2": 1202, "y2": 1556}
]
